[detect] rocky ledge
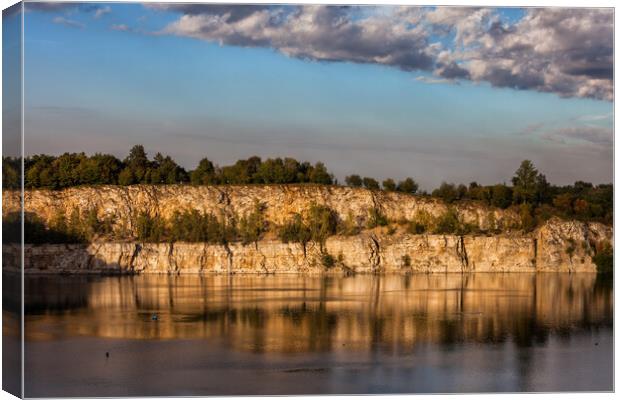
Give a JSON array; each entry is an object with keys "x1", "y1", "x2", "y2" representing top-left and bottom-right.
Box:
[{"x1": 4, "y1": 218, "x2": 611, "y2": 274}]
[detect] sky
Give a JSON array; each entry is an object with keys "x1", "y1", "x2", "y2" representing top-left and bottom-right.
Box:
[{"x1": 4, "y1": 3, "x2": 614, "y2": 189}]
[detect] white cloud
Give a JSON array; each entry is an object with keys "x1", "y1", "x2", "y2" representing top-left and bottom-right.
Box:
[
  {"x1": 145, "y1": 5, "x2": 614, "y2": 101},
  {"x1": 52, "y1": 16, "x2": 85, "y2": 29},
  {"x1": 161, "y1": 6, "x2": 438, "y2": 72},
  {"x1": 94, "y1": 6, "x2": 111, "y2": 19},
  {"x1": 431, "y1": 8, "x2": 613, "y2": 100},
  {"x1": 110, "y1": 24, "x2": 130, "y2": 32}
]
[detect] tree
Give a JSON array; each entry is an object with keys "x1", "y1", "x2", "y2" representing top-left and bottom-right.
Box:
[
  {"x1": 239, "y1": 202, "x2": 267, "y2": 246},
  {"x1": 279, "y1": 213, "x2": 312, "y2": 256},
  {"x1": 2, "y1": 157, "x2": 20, "y2": 188},
  {"x1": 308, "y1": 162, "x2": 333, "y2": 184},
  {"x1": 573, "y1": 199, "x2": 590, "y2": 217},
  {"x1": 382, "y1": 178, "x2": 396, "y2": 191},
  {"x1": 490, "y1": 184, "x2": 512, "y2": 208},
  {"x1": 191, "y1": 158, "x2": 217, "y2": 185},
  {"x1": 535, "y1": 173, "x2": 551, "y2": 205},
  {"x1": 345, "y1": 174, "x2": 363, "y2": 187},
  {"x1": 432, "y1": 182, "x2": 458, "y2": 203},
  {"x1": 434, "y1": 208, "x2": 460, "y2": 234},
  {"x1": 135, "y1": 212, "x2": 166, "y2": 242},
  {"x1": 397, "y1": 177, "x2": 418, "y2": 194},
  {"x1": 519, "y1": 203, "x2": 535, "y2": 232},
  {"x1": 512, "y1": 160, "x2": 540, "y2": 204},
  {"x1": 307, "y1": 204, "x2": 338, "y2": 250},
  {"x1": 118, "y1": 168, "x2": 135, "y2": 186},
  {"x1": 362, "y1": 177, "x2": 380, "y2": 190},
  {"x1": 553, "y1": 193, "x2": 573, "y2": 215},
  {"x1": 124, "y1": 145, "x2": 150, "y2": 183}
]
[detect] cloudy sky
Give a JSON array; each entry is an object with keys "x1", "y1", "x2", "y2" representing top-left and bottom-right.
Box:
[{"x1": 7, "y1": 3, "x2": 614, "y2": 188}]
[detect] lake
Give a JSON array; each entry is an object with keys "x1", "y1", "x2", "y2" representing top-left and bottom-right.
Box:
[{"x1": 22, "y1": 273, "x2": 612, "y2": 396}]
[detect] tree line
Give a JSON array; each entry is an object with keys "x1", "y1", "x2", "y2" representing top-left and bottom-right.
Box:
[
  {"x1": 2, "y1": 146, "x2": 612, "y2": 225},
  {"x1": 3, "y1": 145, "x2": 333, "y2": 189}
]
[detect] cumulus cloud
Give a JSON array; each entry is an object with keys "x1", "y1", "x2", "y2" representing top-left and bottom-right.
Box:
[
  {"x1": 161, "y1": 5, "x2": 438, "y2": 72},
  {"x1": 52, "y1": 16, "x2": 84, "y2": 29},
  {"x1": 145, "y1": 3, "x2": 273, "y2": 22},
  {"x1": 149, "y1": 5, "x2": 612, "y2": 101},
  {"x1": 433, "y1": 8, "x2": 613, "y2": 100}
]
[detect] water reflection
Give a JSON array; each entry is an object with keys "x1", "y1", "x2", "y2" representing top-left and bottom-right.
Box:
[{"x1": 25, "y1": 274, "x2": 612, "y2": 353}]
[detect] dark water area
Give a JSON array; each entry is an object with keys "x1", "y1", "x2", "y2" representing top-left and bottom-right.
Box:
[{"x1": 23, "y1": 273, "x2": 613, "y2": 396}]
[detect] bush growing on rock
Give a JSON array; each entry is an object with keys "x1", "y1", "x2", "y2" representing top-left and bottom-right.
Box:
[
  {"x1": 279, "y1": 214, "x2": 312, "y2": 247},
  {"x1": 239, "y1": 201, "x2": 267, "y2": 246},
  {"x1": 401, "y1": 254, "x2": 411, "y2": 267},
  {"x1": 321, "y1": 252, "x2": 336, "y2": 268},
  {"x1": 433, "y1": 209, "x2": 461, "y2": 234},
  {"x1": 135, "y1": 212, "x2": 167, "y2": 242},
  {"x1": 307, "y1": 204, "x2": 339, "y2": 250},
  {"x1": 593, "y1": 242, "x2": 613, "y2": 275},
  {"x1": 367, "y1": 209, "x2": 388, "y2": 228}
]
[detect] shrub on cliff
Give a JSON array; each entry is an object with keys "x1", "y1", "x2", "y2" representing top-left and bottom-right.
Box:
[
  {"x1": 338, "y1": 212, "x2": 361, "y2": 236},
  {"x1": 279, "y1": 214, "x2": 311, "y2": 246},
  {"x1": 433, "y1": 209, "x2": 460, "y2": 234},
  {"x1": 593, "y1": 242, "x2": 613, "y2": 275},
  {"x1": 307, "y1": 204, "x2": 339, "y2": 250},
  {"x1": 407, "y1": 210, "x2": 433, "y2": 234},
  {"x1": 367, "y1": 208, "x2": 388, "y2": 229},
  {"x1": 239, "y1": 202, "x2": 267, "y2": 246},
  {"x1": 401, "y1": 254, "x2": 411, "y2": 267},
  {"x1": 135, "y1": 212, "x2": 166, "y2": 242},
  {"x1": 321, "y1": 252, "x2": 336, "y2": 268}
]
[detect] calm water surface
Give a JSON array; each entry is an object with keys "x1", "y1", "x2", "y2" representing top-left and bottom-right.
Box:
[{"x1": 22, "y1": 273, "x2": 613, "y2": 396}]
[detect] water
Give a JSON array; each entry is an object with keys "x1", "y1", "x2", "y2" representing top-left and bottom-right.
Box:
[{"x1": 21, "y1": 273, "x2": 612, "y2": 396}]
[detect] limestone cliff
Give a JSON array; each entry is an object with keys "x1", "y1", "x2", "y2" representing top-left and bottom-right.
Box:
[
  {"x1": 5, "y1": 185, "x2": 520, "y2": 234},
  {"x1": 2, "y1": 218, "x2": 610, "y2": 274},
  {"x1": 1, "y1": 185, "x2": 612, "y2": 274}
]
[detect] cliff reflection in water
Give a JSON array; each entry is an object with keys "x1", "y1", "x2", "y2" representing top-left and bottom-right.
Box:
[{"x1": 25, "y1": 273, "x2": 612, "y2": 352}]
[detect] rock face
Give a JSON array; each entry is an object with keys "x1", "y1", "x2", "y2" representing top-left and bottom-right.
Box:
[
  {"x1": 1, "y1": 185, "x2": 612, "y2": 274},
  {"x1": 4, "y1": 185, "x2": 520, "y2": 233},
  {"x1": 3, "y1": 218, "x2": 610, "y2": 274}
]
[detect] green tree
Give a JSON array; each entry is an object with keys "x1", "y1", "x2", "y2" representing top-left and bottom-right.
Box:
[
  {"x1": 345, "y1": 175, "x2": 363, "y2": 187},
  {"x1": 239, "y1": 202, "x2": 267, "y2": 246},
  {"x1": 362, "y1": 177, "x2": 380, "y2": 190},
  {"x1": 397, "y1": 177, "x2": 418, "y2": 194},
  {"x1": 433, "y1": 182, "x2": 458, "y2": 203},
  {"x1": 191, "y1": 158, "x2": 217, "y2": 185},
  {"x1": 124, "y1": 145, "x2": 150, "y2": 183},
  {"x1": 512, "y1": 160, "x2": 541, "y2": 204},
  {"x1": 307, "y1": 204, "x2": 338, "y2": 250},
  {"x1": 135, "y1": 212, "x2": 166, "y2": 242},
  {"x1": 434, "y1": 208, "x2": 460, "y2": 234},
  {"x1": 382, "y1": 178, "x2": 396, "y2": 191},
  {"x1": 593, "y1": 242, "x2": 613, "y2": 274},
  {"x1": 490, "y1": 184, "x2": 513, "y2": 208},
  {"x1": 118, "y1": 168, "x2": 135, "y2": 186},
  {"x1": 279, "y1": 213, "x2": 312, "y2": 256},
  {"x1": 308, "y1": 162, "x2": 333, "y2": 184}
]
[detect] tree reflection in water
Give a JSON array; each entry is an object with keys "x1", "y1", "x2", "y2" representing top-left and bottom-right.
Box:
[{"x1": 22, "y1": 273, "x2": 613, "y2": 396}]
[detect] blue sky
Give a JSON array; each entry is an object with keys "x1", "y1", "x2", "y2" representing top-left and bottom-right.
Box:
[{"x1": 13, "y1": 3, "x2": 614, "y2": 188}]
